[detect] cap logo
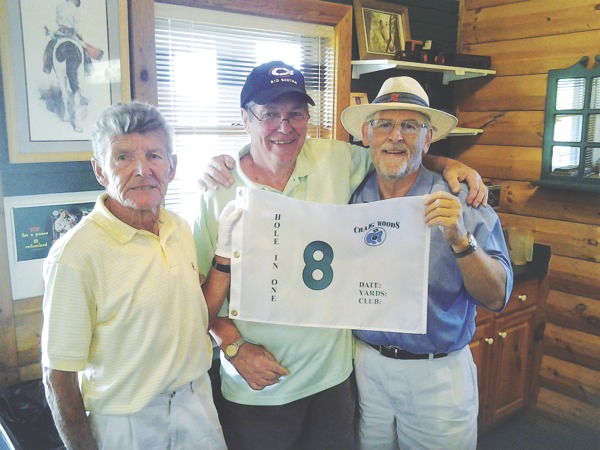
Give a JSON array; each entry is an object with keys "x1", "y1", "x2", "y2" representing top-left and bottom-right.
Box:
[{"x1": 270, "y1": 67, "x2": 294, "y2": 77}]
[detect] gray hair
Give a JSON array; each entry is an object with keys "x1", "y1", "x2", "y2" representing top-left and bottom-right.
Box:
[{"x1": 91, "y1": 101, "x2": 174, "y2": 163}]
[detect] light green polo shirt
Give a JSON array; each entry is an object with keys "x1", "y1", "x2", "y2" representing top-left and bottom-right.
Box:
[
  {"x1": 42, "y1": 194, "x2": 213, "y2": 414},
  {"x1": 194, "y1": 138, "x2": 372, "y2": 406}
]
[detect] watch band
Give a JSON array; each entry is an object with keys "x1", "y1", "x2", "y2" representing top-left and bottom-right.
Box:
[
  {"x1": 212, "y1": 257, "x2": 231, "y2": 273},
  {"x1": 451, "y1": 233, "x2": 477, "y2": 258}
]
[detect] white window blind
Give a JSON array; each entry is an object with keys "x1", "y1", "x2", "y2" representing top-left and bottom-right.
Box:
[{"x1": 154, "y1": 4, "x2": 336, "y2": 224}]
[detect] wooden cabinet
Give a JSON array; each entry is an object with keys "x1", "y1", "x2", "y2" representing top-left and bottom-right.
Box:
[{"x1": 471, "y1": 277, "x2": 541, "y2": 431}]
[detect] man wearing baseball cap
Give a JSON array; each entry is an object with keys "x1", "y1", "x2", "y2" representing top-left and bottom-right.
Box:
[
  {"x1": 194, "y1": 61, "x2": 489, "y2": 449},
  {"x1": 342, "y1": 76, "x2": 513, "y2": 449}
]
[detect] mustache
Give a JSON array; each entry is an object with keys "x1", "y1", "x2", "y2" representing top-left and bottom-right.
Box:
[{"x1": 380, "y1": 144, "x2": 410, "y2": 153}]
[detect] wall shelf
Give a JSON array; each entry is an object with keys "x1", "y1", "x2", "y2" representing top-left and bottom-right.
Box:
[
  {"x1": 449, "y1": 127, "x2": 483, "y2": 137},
  {"x1": 351, "y1": 60, "x2": 496, "y2": 84}
]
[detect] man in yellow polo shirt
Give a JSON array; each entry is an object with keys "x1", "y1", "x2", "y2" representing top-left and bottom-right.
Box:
[{"x1": 41, "y1": 102, "x2": 229, "y2": 449}]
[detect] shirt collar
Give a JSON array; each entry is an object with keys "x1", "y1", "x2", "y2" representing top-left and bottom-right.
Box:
[
  {"x1": 353, "y1": 165, "x2": 435, "y2": 202},
  {"x1": 89, "y1": 193, "x2": 174, "y2": 244},
  {"x1": 235, "y1": 142, "x2": 313, "y2": 188}
]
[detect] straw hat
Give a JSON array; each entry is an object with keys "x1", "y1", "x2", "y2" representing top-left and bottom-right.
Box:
[{"x1": 341, "y1": 77, "x2": 458, "y2": 142}]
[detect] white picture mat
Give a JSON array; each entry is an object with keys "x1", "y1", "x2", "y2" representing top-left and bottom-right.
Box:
[{"x1": 4, "y1": 190, "x2": 104, "y2": 300}]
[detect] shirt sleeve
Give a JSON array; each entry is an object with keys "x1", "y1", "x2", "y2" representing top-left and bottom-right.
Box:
[
  {"x1": 41, "y1": 258, "x2": 95, "y2": 371},
  {"x1": 194, "y1": 192, "x2": 219, "y2": 279}
]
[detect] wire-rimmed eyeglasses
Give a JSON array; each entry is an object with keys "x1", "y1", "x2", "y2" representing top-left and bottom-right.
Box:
[
  {"x1": 248, "y1": 108, "x2": 310, "y2": 129},
  {"x1": 368, "y1": 119, "x2": 429, "y2": 136}
]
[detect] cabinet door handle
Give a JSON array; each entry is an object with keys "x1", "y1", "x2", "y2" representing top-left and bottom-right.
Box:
[
  {"x1": 498, "y1": 331, "x2": 507, "y2": 339},
  {"x1": 484, "y1": 338, "x2": 494, "y2": 345},
  {"x1": 518, "y1": 294, "x2": 527, "y2": 302}
]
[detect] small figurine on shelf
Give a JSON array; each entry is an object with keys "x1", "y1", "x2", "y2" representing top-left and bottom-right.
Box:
[{"x1": 395, "y1": 39, "x2": 445, "y2": 65}]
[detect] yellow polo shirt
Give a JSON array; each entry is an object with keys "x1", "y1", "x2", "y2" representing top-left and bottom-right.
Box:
[{"x1": 42, "y1": 194, "x2": 212, "y2": 414}]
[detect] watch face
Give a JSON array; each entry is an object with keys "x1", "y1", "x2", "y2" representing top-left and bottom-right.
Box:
[{"x1": 225, "y1": 345, "x2": 238, "y2": 358}]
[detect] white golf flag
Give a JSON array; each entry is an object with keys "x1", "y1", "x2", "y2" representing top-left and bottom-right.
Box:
[{"x1": 229, "y1": 187, "x2": 430, "y2": 333}]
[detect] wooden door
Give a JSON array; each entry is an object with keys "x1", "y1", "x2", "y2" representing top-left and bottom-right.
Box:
[
  {"x1": 489, "y1": 309, "x2": 535, "y2": 425},
  {"x1": 470, "y1": 319, "x2": 494, "y2": 428}
]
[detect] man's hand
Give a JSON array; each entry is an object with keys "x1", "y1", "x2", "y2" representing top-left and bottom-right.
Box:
[
  {"x1": 442, "y1": 160, "x2": 488, "y2": 208},
  {"x1": 424, "y1": 192, "x2": 507, "y2": 311},
  {"x1": 229, "y1": 342, "x2": 289, "y2": 391},
  {"x1": 423, "y1": 191, "x2": 469, "y2": 249},
  {"x1": 198, "y1": 155, "x2": 236, "y2": 191}
]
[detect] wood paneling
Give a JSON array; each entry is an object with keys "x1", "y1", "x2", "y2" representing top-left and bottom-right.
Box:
[
  {"x1": 456, "y1": 0, "x2": 600, "y2": 430},
  {"x1": 14, "y1": 308, "x2": 42, "y2": 367},
  {"x1": 462, "y1": 0, "x2": 600, "y2": 44},
  {"x1": 454, "y1": 111, "x2": 544, "y2": 147},
  {"x1": 539, "y1": 355, "x2": 600, "y2": 406},
  {"x1": 493, "y1": 181, "x2": 600, "y2": 226},
  {"x1": 545, "y1": 290, "x2": 600, "y2": 337},
  {"x1": 456, "y1": 75, "x2": 548, "y2": 112},
  {"x1": 543, "y1": 323, "x2": 600, "y2": 372},
  {"x1": 128, "y1": 0, "x2": 157, "y2": 103},
  {"x1": 548, "y1": 256, "x2": 600, "y2": 301},
  {"x1": 453, "y1": 145, "x2": 540, "y2": 180},
  {"x1": 464, "y1": 0, "x2": 526, "y2": 11},
  {"x1": 498, "y1": 214, "x2": 600, "y2": 263},
  {"x1": 463, "y1": 31, "x2": 600, "y2": 77},
  {"x1": 157, "y1": 0, "x2": 351, "y2": 24},
  {"x1": 0, "y1": 164, "x2": 19, "y2": 388},
  {"x1": 537, "y1": 387, "x2": 600, "y2": 429}
]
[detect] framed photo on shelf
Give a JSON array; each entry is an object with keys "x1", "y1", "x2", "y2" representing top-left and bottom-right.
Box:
[
  {"x1": 350, "y1": 92, "x2": 369, "y2": 106},
  {"x1": 349, "y1": 93, "x2": 369, "y2": 143},
  {"x1": 353, "y1": 0, "x2": 411, "y2": 60},
  {"x1": 3, "y1": 190, "x2": 103, "y2": 300},
  {"x1": 0, "y1": 0, "x2": 130, "y2": 164}
]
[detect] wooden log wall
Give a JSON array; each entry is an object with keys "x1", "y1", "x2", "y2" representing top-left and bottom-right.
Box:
[{"x1": 455, "y1": 0, "x2": 600, "y2": 431}]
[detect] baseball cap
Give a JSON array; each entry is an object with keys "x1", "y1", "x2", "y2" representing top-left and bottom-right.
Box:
[{"x1": 240, "y1": 61, "x2": 315, "y2": 108}]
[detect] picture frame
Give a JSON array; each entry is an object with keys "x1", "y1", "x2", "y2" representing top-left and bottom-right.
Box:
[
  {"x1": 0, "y1": 0, "x2": 130, "y2": 164},
  {"x1": 353, "y1": 0, "x2": 411, "y2": 60},
  {"x1": 351, "y1": 92, "x2": 369, "y2": 106},
  {"x1": 3, "y1": 190, "x2": 103, "y2": 300}
]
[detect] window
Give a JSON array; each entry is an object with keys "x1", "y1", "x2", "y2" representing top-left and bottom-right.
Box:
[
  {"x1": 154, "y1": 4, "x2": 336, "y2": 224},
  {"x1": 541, "y1": 57, "x2": 600, "y2": 192}
]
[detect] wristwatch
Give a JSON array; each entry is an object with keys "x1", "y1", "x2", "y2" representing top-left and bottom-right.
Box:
[
  {"x1": 224, "y1": 337, "x2": 246, "y2": 361},
  {"x1": 451, "y1": 232, "x2": 478, "y2": 258},
  {"x1": 212, "y1": 257, "x2": 231, "y2": 273}
]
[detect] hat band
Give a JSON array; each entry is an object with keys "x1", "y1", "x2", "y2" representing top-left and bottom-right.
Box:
[{"x1": 372, "y1": 92, "x2": 429, "y2": 107}]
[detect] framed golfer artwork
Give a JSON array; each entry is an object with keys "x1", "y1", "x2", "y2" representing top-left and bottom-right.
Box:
[{"x1": 0, "y1": 0, "x2": 130, "y2": 163}]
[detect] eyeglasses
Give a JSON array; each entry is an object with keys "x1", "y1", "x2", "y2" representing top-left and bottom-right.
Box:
[
  {"x1": 248, "y1": 108, "x2": 310, "y2": 129},
  {"x1": 368, "y1": 119, "x2": 429, "y2": 136}
]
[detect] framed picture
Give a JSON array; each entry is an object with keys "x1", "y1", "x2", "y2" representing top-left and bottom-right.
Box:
[
  {"x1": 353, "y1": 0, "x2": 411, "y2": 60},
  {"x1": 3, "y1": 190, "x2": 103, "y2": 300},
  {"x1": 0, "y1": 0, "x2": 130, "y2": 164},
  {"x1": 351, "y1": 92, "x2": 369, "y2": 106}
]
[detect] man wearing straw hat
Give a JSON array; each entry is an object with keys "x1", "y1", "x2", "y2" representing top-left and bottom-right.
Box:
[{"x1": 341, "y1": 77, "x2": 513, "y2": 450}]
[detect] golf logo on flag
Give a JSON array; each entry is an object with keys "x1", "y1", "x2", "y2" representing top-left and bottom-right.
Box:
[{"x1": 364, "y1": 227, "x2": 386, "y2": 246}]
